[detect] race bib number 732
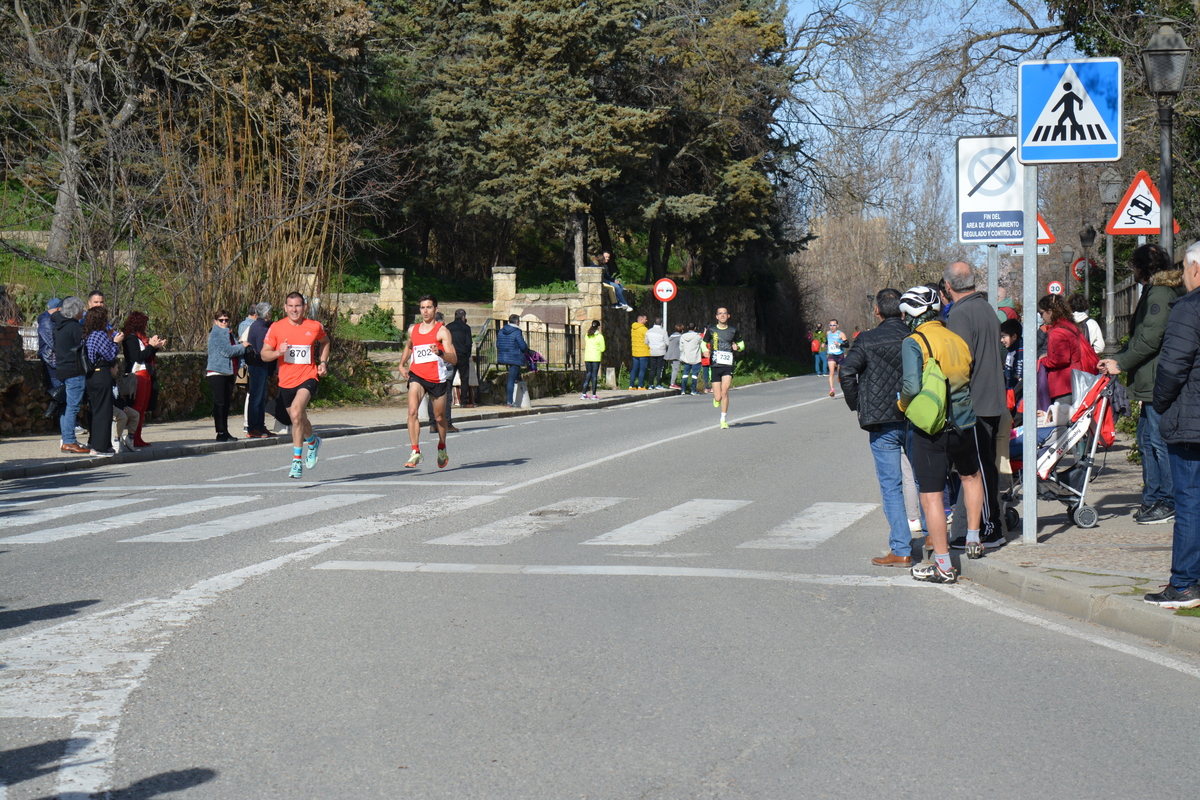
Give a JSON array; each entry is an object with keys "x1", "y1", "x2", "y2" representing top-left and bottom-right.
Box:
[{"x1": 713, "y1": 350, "x2": 734, "y2": 366}]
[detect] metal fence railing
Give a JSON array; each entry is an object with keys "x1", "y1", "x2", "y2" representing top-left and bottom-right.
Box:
[
  {"x1": 476, "y1": 319, "x2": 582, "y2": 375},
  {"x1": 1111, "y1": 275, "x2": 1139, "y2": 343}
]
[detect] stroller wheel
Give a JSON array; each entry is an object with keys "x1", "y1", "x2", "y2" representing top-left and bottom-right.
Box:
[
  {"x1": 1073, "y1": 504, "x2": 1099, "y2": 529},
  {"x1": 1005, "y1": 507, "x2": 1021, "y2": 533}
]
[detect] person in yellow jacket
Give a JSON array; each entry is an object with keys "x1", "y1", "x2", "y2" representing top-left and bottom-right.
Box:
[
  {"x1": 896, "y1": 285, "x2": 984, "y2": 584},
  {"x1": 582, "y1": 321, "x2": 605, "y2": 400},
  {"x1": 630, "y1": 314, "x2": 650, "y2": 389}
]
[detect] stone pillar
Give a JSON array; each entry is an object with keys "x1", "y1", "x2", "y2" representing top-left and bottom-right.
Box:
[
  {"x1": 379, "y1": 267, "x2": 406, "y2": 328},
  {"x1": 493, "y1": 266, "x2": 517, "y2": 320},
  {"x1": 298, "y1": 266, "x2": 319, "y2": 301},
  {"x1": 576, "y1": 265, "x2": 604, "y2": 323}
]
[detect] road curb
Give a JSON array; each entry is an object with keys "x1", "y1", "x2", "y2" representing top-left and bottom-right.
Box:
[
  {"x1": 959, "y1": 558, "x2": 1200, "y2": 654},
  {"x1": 0, "y1": 389, "x2": 678, "y2": 481}
]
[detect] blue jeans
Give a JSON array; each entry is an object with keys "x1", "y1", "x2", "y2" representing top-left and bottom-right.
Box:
[
  {"x1": 870, "y1": 422, "x2": 913, "y2": 557},
  {"x1": 583, "y1": 361, "x2": 601, "y2": 394},
  {"x1": 681, "y1": 362, "x2": 701, "y2": 392},
  {"x1": 1167, "y1": 444, "x2": 1200, "y2": 590},
  {"x1": 505, "y1": 364, "x2": 522, "y2": 405},
  {"x1": 247, "y1": 364, "x2": 270, "y2": 430},
  {"x1": 59, "y1": 375, "x2": 85, "y2": 443},
  {"x1": 603, "y1": 279, "x2": 627, "y2": 307},
  {"x1": 630, "y1": 356, "x2": 648, "y2": 388},
  {"x1": 1138, "y1": 402, "x2": 1174, "y2": 507}
]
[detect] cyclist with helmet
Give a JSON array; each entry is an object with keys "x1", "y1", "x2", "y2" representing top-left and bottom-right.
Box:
[{"x1": 898, "y1": 285, "x2": 985, "y2": 583}]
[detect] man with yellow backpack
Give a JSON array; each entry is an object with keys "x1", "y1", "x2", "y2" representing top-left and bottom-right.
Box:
[{"x1": 897, "y1": 285, "x2": 984, "y2": 583}]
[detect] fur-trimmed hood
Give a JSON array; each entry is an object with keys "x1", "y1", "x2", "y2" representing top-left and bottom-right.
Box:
[{"x1": 1151, "y1": 268, "x2": 1183, "y2": 289}]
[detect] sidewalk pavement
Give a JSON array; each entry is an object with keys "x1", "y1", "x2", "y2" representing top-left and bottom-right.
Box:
[{"x1": 3, "y1": 382, "x2": 1197, "y2": 654}]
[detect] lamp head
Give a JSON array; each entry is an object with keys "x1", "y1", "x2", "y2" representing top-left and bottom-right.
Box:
[{"x1": 1142, "y1": 23, "x2": 1191, "y2": 97}]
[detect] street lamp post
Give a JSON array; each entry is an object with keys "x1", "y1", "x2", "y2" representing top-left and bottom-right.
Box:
[
  {"x1": 1142, "y1": 23, "x2": 1192, "y2": 262},
  {"x1": 1061, "y1": 244, "x2": 1074, "y2": 293},
  {"x1": 1099, "y1": 168, "x2": 1123, "y2": 352},
  {"x1": 1079, "y1": 223, "x2": 1097, "y2": 306}
]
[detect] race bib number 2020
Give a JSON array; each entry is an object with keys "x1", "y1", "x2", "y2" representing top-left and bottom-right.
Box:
[{"x1": 412, "y1": 344, "x2": 440, "y2": 364}]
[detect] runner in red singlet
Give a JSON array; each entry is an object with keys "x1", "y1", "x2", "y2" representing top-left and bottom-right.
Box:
[{"x1": 398, "y1": 295, "x2": 458, "y2": 468}]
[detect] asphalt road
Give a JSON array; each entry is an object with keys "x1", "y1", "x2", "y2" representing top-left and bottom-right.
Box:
[{"x1": 3, "y1": 377, "x2": 1198, "y2": 799}]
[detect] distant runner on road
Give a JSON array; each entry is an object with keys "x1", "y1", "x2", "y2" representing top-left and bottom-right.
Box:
[
  {"x1": 825, "y1": 319, "x2": 849, "y2": 397},
  {"x1": 398, "y1": 295, "x2": 458, "y2": 469},
  {"x1": 260, "y1": 292, "x2": 330, "y2": 479},
  {"x1": 703, "y1": 307, "x2": 744, "y2": 430}
]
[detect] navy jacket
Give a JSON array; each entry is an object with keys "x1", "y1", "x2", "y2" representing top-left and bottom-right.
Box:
[
  {"x1": 52, "y1": 312, "x2": 83, "y2": 380},
  {"x1": 496, "y1": 323, "x2": 528, "y2": 366},
  {"x1": 1152, "y1": 286, "x2": 1200, "y2": 445},
  {"x1": 839, "y1": 316, "x2": 907, "y2": 430}
]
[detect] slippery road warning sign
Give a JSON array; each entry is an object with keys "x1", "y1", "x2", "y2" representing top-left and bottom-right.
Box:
[
  {"x1": 1105, "y1": 170, "x2": 1182, "y2": 235},
  {"x1": 1018, "y1": 59, "x2": 1122, "y2": 164},
  {"x1": 957, "y1": 136, "x2": 1025, "y2": 244}
]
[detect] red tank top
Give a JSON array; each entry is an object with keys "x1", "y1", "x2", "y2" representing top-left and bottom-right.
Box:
[{"x1": 409, "y1": 322, "x2": 448, "y2": 383}]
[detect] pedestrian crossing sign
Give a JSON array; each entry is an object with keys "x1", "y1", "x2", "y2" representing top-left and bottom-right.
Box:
[{"x1": 1018, "y1": 58, "x2": 1122, "y2": 164}]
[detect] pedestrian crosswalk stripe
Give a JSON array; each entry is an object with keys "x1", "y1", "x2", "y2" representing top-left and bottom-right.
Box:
[
  {"x1": 580, "y1": 499, "x2": 751, "y2": 546},
  {"x1": 120, "y1": 494, "x2": 380, "y2": 543},
  {"x1": 312, "y1": 560, "x2": 923, "y2": 588},
  {"x1": 1, "y1": 496, "x2": 259, "y2": 544},
  {"x1": 0, "y1": 498, "x2": 148, "y2": 531},
  {"x1": 425, "y1": 497, "x2": 625, "y2": 546},
  {"x1": 737, "y1": 502, "x2": 878, "y2": 549},
  {"x1": 275, "y1": 495, "x2": 501, "y2": 544}
]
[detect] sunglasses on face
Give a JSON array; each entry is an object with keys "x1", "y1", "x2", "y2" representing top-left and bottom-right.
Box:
[{"x1": 217, "y1": 318, "x2": 229, "y2": 322}]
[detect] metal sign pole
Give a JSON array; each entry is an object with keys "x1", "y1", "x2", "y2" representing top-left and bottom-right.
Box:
[
  {"x1": 1022, "y1": 165, "x2": 1039, "y2": 545},
  {"x1": 1105, "y1": 231, "x2": 1116, "y2": 351},
  {"x1": 662, "y1": 300, "x2": 667, "y2": 338},
  {"x1": 987, "y1": 245, "x2": 999, "y2": 308}
]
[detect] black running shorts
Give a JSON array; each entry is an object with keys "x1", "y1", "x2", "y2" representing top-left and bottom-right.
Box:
[
  {"x1": 408, "y1": 374, "x2": 452, "y2": 398},
  {"x1": 710, "y1": 364, "x2": 735, "y2": 381},
  {"x1": 911, "y1": 424, "x2": 980, "y2": 493},
  {"x1": 274, "y1": 378, "x2": 319, "y2": 426}
]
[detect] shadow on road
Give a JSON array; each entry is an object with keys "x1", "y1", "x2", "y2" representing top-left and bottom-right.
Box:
[{"x1": 0, "y1": 599, "x2": 101, "y2": 630}]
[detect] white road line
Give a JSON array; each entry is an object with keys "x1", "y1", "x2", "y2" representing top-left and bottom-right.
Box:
[
  {"x1": 121, "y1": 494, "x2": 378, "y2": 542},
  {"x1": 323, "y1": 454, "x2": 355, "y2": 461},
  {"x1": 425, "y1": 497, "x2": 625, "y2": 546},
  {"x1": 581, "y1": 499, "x2": 751, "y2": 546},
  {"x1": 945, "y1": 586, "x2": 1200, "y2": 680},
  {"x1": 0, "y1": 498, "x2": 147, "y2": 530},
  {"x1": 1, "y1": 496, "x2": 259, "y2": 544},
  {"x1": 313, "y1": 561, "x2": 926, "y2": 587},
  {"x1": 494, "y1": 395, "x2": 831, "y2": 495},
  {"x1": 738, "y1": 502, "x2": 878, "y2": 550},
  {"x1": 0, "y1": 499, "x2": 44, "y2": 509},
  {"x1": 273, "y1": 495, "x2": 502, "y2": 543},
  {"x1": 206, "y1": 471, "x2": 259, "y2": 481},
  {"x1": 362, "y1": 447, "x2": 397, "y2": 454}
]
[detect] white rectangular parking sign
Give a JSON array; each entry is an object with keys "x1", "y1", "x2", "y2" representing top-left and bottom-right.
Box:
[{"x1": 957, "y1": 135, "x2": 1025, "y2": 244}]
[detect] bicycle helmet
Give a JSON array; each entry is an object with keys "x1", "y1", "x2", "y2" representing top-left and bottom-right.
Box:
[{"x1": 899, "y1": 285, "x2": 941, "y2": 319}]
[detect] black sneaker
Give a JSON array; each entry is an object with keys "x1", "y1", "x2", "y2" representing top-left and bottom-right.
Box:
[
  {"x1": 1143, "y1": 584, "x2": 1200, "y2": 609},
  {"x1": 950, "y1": 532, "x2": 1006, "y2": 551},
  {"x1": 1131, "y1": 503, "x2": 1154, "y2": 521},
  {"x1": 1137, "y1": 501, "x2": 1175, "y2": 525},
  {"x1": 911, "y1": 562, "x2": 957, "y2": 584}
]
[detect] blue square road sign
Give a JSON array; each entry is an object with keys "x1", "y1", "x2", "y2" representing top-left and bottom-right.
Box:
[{"x1": 1018, "y1": 58, "x2": 1122, "y2": 164}]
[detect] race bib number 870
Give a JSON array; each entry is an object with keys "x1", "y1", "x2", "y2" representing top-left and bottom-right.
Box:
[{"x1": 285, "y1": 344, "x2": 312, "y2": 365}]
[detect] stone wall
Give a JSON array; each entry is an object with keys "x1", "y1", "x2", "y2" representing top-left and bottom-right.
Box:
[{"x1": 475, "y1": 367, "x2": 586, "y2": 404}]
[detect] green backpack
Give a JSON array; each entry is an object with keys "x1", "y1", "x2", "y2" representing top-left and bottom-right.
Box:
[{"x1": 905, "y1": 330, "x2": 954, "y2": 435}]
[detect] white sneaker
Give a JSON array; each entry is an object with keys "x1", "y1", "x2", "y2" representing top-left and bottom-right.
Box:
[
  {"x1": 75, "y1": 426, "x2": 87, "y2": 438},
  {"x1": 908, "y1": 518, "x2": 923, "y2": 534}
]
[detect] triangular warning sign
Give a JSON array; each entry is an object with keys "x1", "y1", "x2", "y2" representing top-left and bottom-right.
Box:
[
  {"x1": 1006, "y1": 212, "x2": 1056, "y2": 245},
  {"x1": 1106, "y1": 170, "x2": 1182, "y2": 235},
  {"x1": 1022, "y1": 65, "x2": 1117, "y2": 147}
]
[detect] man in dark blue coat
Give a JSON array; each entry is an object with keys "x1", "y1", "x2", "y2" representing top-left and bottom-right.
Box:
[
  {"x1": 496, "y1": 314, "x2": 529, "y2": 407},
  {"x1": 840, "y1": 288, "x2": 915, "y2": 566},
  {"x1": 1148, "y1": 241, "x2": 1200, "y2": 609}
]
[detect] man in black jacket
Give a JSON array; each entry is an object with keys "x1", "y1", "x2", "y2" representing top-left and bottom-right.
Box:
[
  {"x1": 52, "y1": 296, "x2": 89, "y2": 454},
  {"x1": 447, "y1": 308, "x2": 473, "y2": 409},
  {"x1": 1147, "y1": 241, "x2": 1200, "y2": 608},
  {"x1": 840, "y1": 288, "x2": 915, "y2": 566}
]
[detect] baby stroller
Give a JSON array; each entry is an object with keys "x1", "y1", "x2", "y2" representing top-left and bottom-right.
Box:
[{"x1": 1003, "y1": 370, "x2": 1117, "y2": 530}]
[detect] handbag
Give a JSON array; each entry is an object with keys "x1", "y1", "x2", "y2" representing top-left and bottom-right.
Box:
[
  {"x1": 904, "y1": 331, "x2": 952, "y2": 435},
  {"x1": 234, "y1": 363, "x2": 249, "y2": 386},
  {"x1": 117, "y1": 371, "x2": 139, "y2": 398}
]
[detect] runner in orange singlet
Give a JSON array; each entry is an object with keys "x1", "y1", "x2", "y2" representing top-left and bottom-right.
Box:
[
  {"x1": 260, "y1": 292, "x2": 330, "y2": 479},
  {"x1": 398, "y1": 295, "x2": 458, "y2": 468}
]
